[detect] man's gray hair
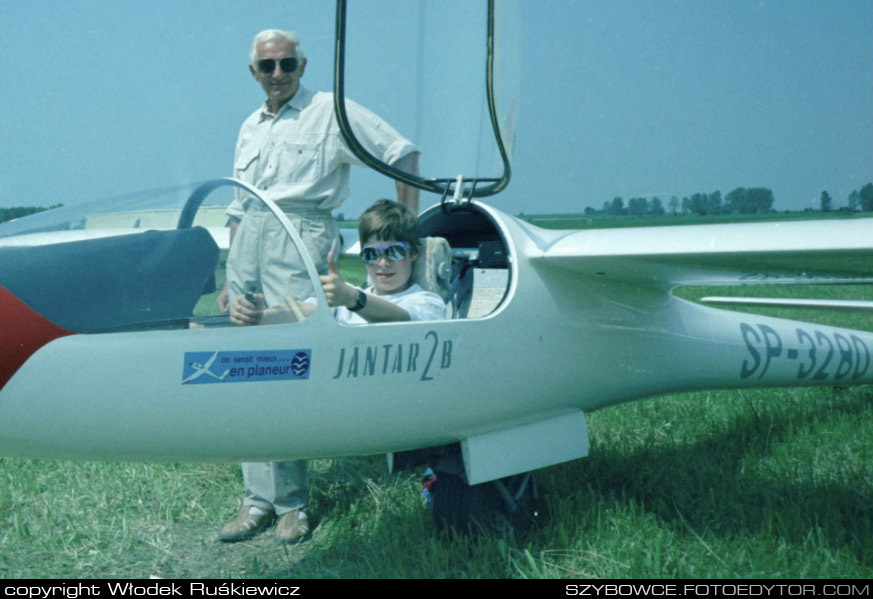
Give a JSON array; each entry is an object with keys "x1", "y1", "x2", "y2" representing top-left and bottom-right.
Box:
[{"x1": 249, "y1": 29, "x2": 305, "y2": 64}]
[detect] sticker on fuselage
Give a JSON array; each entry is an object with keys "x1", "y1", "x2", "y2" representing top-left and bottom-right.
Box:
[{"x1": 182, "y1": 350, "x2": 311, "y2": 384}]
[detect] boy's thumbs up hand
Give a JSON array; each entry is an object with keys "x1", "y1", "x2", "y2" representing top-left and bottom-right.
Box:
[{"x1": 320, "y1": 251, "x2": 355, "y2": 308}]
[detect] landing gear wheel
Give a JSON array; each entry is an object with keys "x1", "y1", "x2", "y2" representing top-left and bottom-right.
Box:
[
  {"x1": 430, "y1": 471, "x2": 540, "y2": 535},
  {"x1": 431, "y1": 471, "x2": 498, "y2": 533},
  {"x1": 494, "y1": 472, "x2": 540, "y2": 534}
]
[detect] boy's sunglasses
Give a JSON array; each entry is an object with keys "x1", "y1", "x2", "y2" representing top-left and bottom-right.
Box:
[
  {"x1": 360, "y1": 242, "x2": 412, "y2": 264},
  {"x1": 256, "y1": 56, "x2": 299, "y2": 75}
]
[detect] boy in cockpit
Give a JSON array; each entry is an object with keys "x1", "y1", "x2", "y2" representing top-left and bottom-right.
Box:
[{"x1": 230, "y1": 199, "x2": 447, "y2": 326}]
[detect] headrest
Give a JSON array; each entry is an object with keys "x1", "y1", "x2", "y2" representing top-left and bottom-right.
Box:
[{"x1": 411, "y1": 236, "x2": 452, "y2": 301}]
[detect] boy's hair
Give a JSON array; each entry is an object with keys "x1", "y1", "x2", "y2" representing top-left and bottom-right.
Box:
[{"x1": 358, "y1": 200, "x2": 421, "y2": 250}]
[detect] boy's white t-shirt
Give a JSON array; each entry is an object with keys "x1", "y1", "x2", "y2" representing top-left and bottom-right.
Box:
[{"x1": 334, "y1": 283, "x2": 447, "y2": 325}]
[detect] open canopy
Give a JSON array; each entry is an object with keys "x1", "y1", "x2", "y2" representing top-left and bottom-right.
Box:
[{"x1": 335, "y1": 0, "x2": 520, "y2": 201}]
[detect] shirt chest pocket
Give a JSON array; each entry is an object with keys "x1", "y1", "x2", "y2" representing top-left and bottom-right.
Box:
[{"x1": 273, "y1": 140, "x2": 325, "y2": 184}]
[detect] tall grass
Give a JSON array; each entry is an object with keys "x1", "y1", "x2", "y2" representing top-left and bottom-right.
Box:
[
  {"x1": 2, "y1": 381, "x2": 869, "y2": 578},
  {"x1": 1, "y1": 224, "x2": 870, "y2": 579}
]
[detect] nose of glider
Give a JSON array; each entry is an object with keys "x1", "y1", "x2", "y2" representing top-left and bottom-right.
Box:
[{"x1": 0, "y1": 285, "x2": 72, "y2": 391}]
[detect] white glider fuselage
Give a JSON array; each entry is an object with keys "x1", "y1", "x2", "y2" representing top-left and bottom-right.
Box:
[{"x1": 1, "y1": 200, "x2": 870, "y2": 470}]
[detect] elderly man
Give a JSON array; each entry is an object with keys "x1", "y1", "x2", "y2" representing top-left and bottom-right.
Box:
[{"x1": 218, "y1": 29, "x2": 420, "y2": 544}]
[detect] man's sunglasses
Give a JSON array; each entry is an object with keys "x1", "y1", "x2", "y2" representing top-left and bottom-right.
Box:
[
  {"x1": 360, "y1": 242, "x2": 413, "y2": 264},
  {"x1": 256, "y1": 56, "x2": 299, "y2": 75}
]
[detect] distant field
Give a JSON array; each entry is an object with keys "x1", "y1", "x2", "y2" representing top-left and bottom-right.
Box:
[
  {"x1": 519, "y1": 210, "x2": 873, "y2": 230},
  {"x1": 0, "y1": 214, "x2": 869, "y2": 579}
]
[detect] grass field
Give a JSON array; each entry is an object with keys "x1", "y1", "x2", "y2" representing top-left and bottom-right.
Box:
[
  {"x1": 519, "y1": 210, "x2": 873, "y2": 230},
  {"x1": 0, "y1": 217, "x2": 870, "y2": 579}
]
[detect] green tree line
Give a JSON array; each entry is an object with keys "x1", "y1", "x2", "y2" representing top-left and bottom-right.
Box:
[
  {"x1": 0, "y1": 204, "x2": 61, "y2": 225},
  {"x1": 588, "y1": 183, "x2": 873, "y2": 217},
  {"x1": 844, "y1": 182, "x2": 873, "y2": 212}
]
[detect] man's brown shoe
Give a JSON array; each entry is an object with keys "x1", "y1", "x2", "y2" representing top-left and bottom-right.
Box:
[
  {"x1": 219, "y1": 505, "x2": 275, "y2": 542},
  {"x1": 275, "y1": 509, "x2": 310, "y2": 544}
]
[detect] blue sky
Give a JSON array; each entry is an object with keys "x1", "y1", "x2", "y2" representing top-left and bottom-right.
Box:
[{"x1": 0, "y1": 0, "x2": 870, "y2": 216}]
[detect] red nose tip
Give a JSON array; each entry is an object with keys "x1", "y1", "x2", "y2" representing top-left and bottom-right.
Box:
[{"x1": 0, "y1": 285, "x2": 72, "y2": 391}]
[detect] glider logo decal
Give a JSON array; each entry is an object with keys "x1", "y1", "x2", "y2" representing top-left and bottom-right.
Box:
[
  {"x1": 740, "y1": 322, "x2": 871, "y2": 382},
  {"x1": 182, "y1": 350, "x2": 311, "y2": 384}
]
